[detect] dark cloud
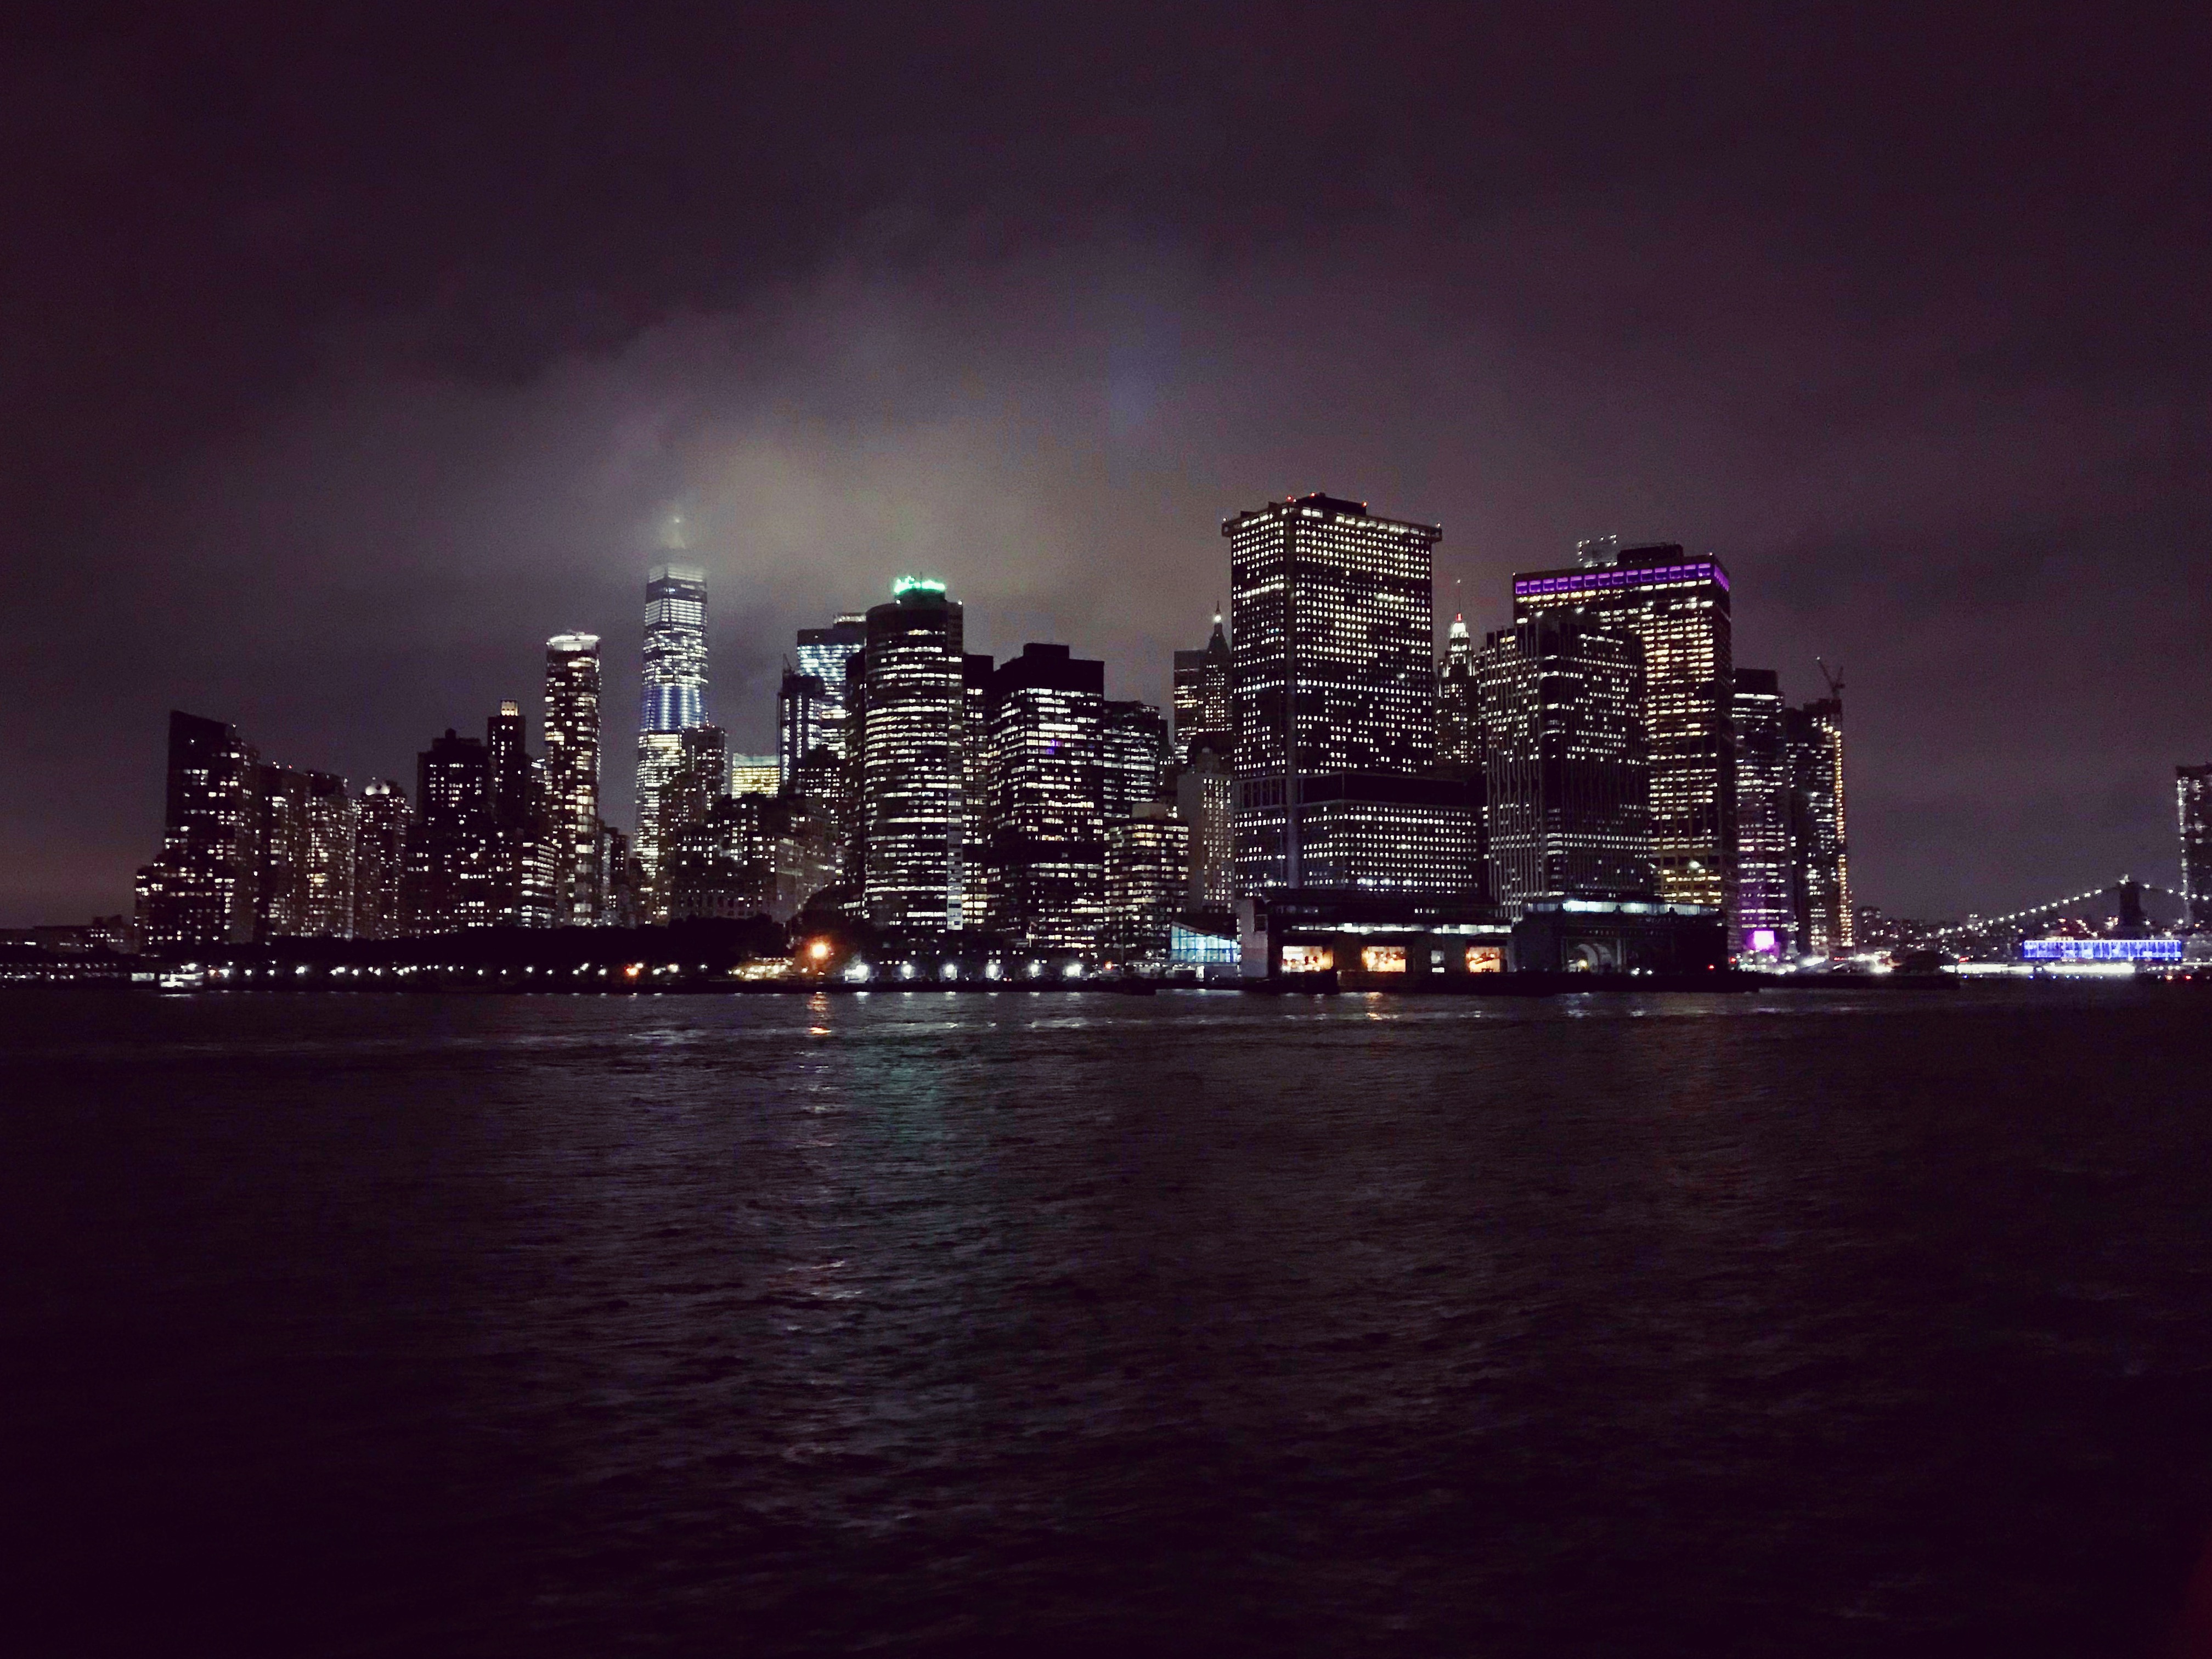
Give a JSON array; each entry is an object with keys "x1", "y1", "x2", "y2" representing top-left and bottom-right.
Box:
[{"x1": 3, "y1": 2, "x2": 2209, "y2": 921}]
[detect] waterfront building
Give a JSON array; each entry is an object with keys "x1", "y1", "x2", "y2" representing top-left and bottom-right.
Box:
[
  {"x1": 1176, "y1": 736, "x2": 1237, "y2": 912},
  {"x1": 401, "y1": 729, "x2": 494, "y2": 934},
  {"x1": 860, "y1": 577, "x2": 967, "y2": 932},
  {"x1": 1106, "y1": 801, "x2": 1189, "y2": 958},
  {"x1": 2181, "y1": 764, "x2": 2212, "y2": 927},
  {"x1": 135, "y1": 710, "x2": 256, "y2": 952},
  {"x1": 1476, "y1": 613, "x2": 1652, "y2": 912},
  {"x1": 1224, "y1": 492, "x2": 1443, "y2": 890},
  {"x1": 352, "y1": 780, "x2": 409, "y2": 940},
  {"x1": 1732, "y1": 669, "x2": 1793, "y2": 957},
  {"x1": 983, "y1": 642, "x2": 1108, "y2": 949},
  {"x1": 543, "y1": 633, "x2": 603, "y2": 926},
  {"x1": 250, "y1": 762, "x2": 312, "y2": 939},
  {"x1": 1787, "y1": 696, "x2": 1852, "y2": 955},
  {"x1": 1172, "y1": 612, "x2": 1232, "y2": 760},
  {"x1": 486, "y1": 700, "x2": 552, "y2": 928},
  {"x1": 961, "y1": 652, "x2": 994, "y2": 930},
  {"x1": 1511, "y1": 541, "x2": 1735, "y2": 917},
  {"x1": 635, "y1": 560, "x2": 709, "y2": 918},
  {"x1": 1436, "y1": 613, "x2": 1477, "y2": 773},
  {"x1": 1102, "y1": 699, "x2": 1171, "y2": 824}
]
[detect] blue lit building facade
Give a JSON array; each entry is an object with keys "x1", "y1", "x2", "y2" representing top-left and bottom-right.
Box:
[{"x1": 635, "y1": 561, "x2": 709, "y2": 922}]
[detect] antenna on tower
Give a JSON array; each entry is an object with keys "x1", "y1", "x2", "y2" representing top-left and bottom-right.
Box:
[{"x1": 1816, "y1": 657, "x2": 1844, "y2": 701}]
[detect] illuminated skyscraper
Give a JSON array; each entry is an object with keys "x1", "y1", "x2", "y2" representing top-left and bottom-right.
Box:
[
  {"x1": 1101, "y1": 699, "x2": 1171, "y2": 824},
  {"x1": 2182, "y1": 764, "x2": 2212, "y2": 927},
  {"x1": 983, "y1": 642, "x2": 1108, "y2": 949},
  {"x1": 1106, "y1": 802, "x2": 1189, "y2": 958},
  {"x1": 1176, "y1": 738, "x2": 1237, "y2": 912},
  {"x1": 1731, "y1": 669, "x2": 1793, "y2": 957},
  {"x1": 1476, "y1": 613, "x2": 1651, "y2": 911},
  {"x1": 1512, "y1": 542, "x2": 1735, "y2": 915},
  {"x1": 486, "y1": 701, "x2": 552, "y2": 927},
  {"x1": 1224, "y1": 492, "x2": 1456, "y2": 891},
  {"x1": 135, "y1": 710, "x2": 256, "y2": 952},
  {"x1": 402, "y1": 729, "x2": 493, "y2": 934},
  {"x1": 352, "y1": 780, "x2": 409, "y2": 940},
  {"x1": 794, "y1": 614, "x2": 867, "y2": 758},
  {"x1": 636, "y1": 560, "x2": 709, "y2": 919},
  {"x1": 1787, "y1": 697, "x2": 1852, "y2": 955},
  {"x1": 300, "y1": 772, "x2": 356, "y2": 938},
  {"x1": 1436, "y1": 613, "x2": 1477, "y2": 773},
  {"x1": 860, "y1": 577, "x2": 967, "y2": 932},
  {"x1": 250, "y1": 762, "x2": 311, "y2": 939},
  {"x1": 1172, "y1": 613, "x2": 1232, "y2": 760},
  {"x1": 543, "y1": 634, "x2": 602, "y2": 926}
]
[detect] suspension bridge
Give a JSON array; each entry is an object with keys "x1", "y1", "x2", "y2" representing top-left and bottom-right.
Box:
[{"x1": 1933, "y1": 876, "x2": 2193, "y2": 940}]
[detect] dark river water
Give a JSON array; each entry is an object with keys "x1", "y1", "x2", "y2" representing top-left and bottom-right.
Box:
[{"x1": 7, "y1": 985, "x2": 2212, "y2": 1656}]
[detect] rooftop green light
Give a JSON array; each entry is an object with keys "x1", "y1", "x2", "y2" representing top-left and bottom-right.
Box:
[{"x1": 893, "y1": 574, "x2": 947, "y2": 597}]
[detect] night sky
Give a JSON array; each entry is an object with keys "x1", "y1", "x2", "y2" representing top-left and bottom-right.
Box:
[{"x1": 5, "y1": 3, "x2": 2209, "y2": 926}]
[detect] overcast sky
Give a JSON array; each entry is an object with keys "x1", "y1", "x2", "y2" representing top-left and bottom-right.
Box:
[{"x1": 4, "y1": 2, "x2": 2208, "y2": 924}]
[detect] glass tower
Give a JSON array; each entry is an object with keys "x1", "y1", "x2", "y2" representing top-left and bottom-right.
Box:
[
  {"x1": 1512, "y1": 543, "x2": 1734, "y2": 917},
  {"x1": 860, "y1": 577, "x2": 967, "y2": 933},
  {"x1": 635, "y1": 561, "x2": 708, "y2": 921}
]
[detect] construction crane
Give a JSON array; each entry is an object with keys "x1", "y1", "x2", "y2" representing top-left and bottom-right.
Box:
[{"x1": 1815, "y1": 657, "x2": 1844, "y2": 702}]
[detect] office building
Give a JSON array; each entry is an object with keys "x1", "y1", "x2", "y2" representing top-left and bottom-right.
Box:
[
  {"x1": 485, "y1": 700, "x2": 552, "y2": 927},
  {"x1": 635, "y1": 561, "x2": 709, "y2": 917},
  {"x1": 1224, "y1": 492, "x2": 1447, "y2": 890},
  {"x1": 1107, "y1": 802, "x2": 1189, "y2": 958},
  {"x1": 1512, "y1": 541, "x2": 1734, "y2": 916},
  {"x1": 300, "y1": 772, "x2": 355, "y2": 938},
  {"x1": 860, "y1": 577, "x2": 968, "y2": 933},
  {"x1": 1102, "y1": 700, "x2": 1171, "y2": 824},
  {"x1": 1437, "y1": 613, "x2": 1477, "y2": 773},
  {"x1": 778, "y1": 669, "x2": 831, "y2": 789},
  {"x1": 135, "y1": 710, "x2": 256, "y2": 953},
  {"x1": 1732, "y1": 669, "x2": 1793, "y2": 957},
  {"x1": 983, "y1": 642, "x2": 1108, "y2": 949},
  {"x1": 2183, "y1": 764, "x2": 2212, "y2": 927},
  {"x1": 961, "y1": 652, "x2": 995, "y2": 929},
  {"x1": 1788, "y1": 696, "x2": 1852, "y2": 955},
  {"x1": 402, "y1": 729, "x2": 493, "y2": 934},
  {"x1": 794, "y1": 614, "x2": 868, "y2": 758},
  {"x1": 1476, "y1": 613, "x2": 1652, "y2": 911},
  {"x1": 728, "y1": 754, "x2": 779, "y2": 798},
  {"x1": 250, "y1": 762, "x2": 311, "y2": 939},
  {"x1": 543, "y1": 633, "x2": 603, "y2": 926},
  {"x1": 353, "y1": 780, "x2": 408, "y2": 940},
  {"x1": 1172, "y1": 612, "x2": 1232, "y2": 759},
  {"x1": 1176, "y1": 737, "x2": 1237, "y2": 912}
]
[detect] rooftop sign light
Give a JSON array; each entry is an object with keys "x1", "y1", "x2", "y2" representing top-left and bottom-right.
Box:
[
  {"x1": 2019, "y1": 938, "x2": 2182, "y2": 962},
  {"x1": 893, "y1": 575, "x2": 947, "y2": 597},
  {"x1": 1514, "y1": 562, "x2": 1731, "y2": 597}
]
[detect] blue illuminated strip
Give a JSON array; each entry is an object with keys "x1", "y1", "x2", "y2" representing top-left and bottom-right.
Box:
[{"x1": 2018, "y1": 938, "x2": 2182, "y2": 962}]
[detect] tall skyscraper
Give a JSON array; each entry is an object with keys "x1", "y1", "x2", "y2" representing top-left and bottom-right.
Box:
[
  {"x1": 778, "y1": 670, "x2": 830, "y2": 788},
  {"x1": 983, "y1": 642, "x2": 1108, "y2": 949},
  {"x1": 352, "y1": 780, "x2": 409, "y2": 939},
  {"x1": 1106, "y1": 802, "x2": 1189, "y2": 959},
  {"x1": 1176, "y1": 738, "x2": 1237, "y2": 912},
  {"x1": 486, "y1": 701, "x2": 552, "y2": 927},
  {"x1": 543, "y1": 633, "x2": 603, "y2": 926},
  {"x1": 135, "y1": 710, "x2": 256, "y2": 952},
  {"x1": 1787, "y1": 696, "x2": 1852, "y2": 955},
  {"x1": 860, "y1": 577, "x2": 967, "y2": 932},
  {"x1": 250, "y1": 761, "x2": 311, "y2": 939},
  {"x1": 1731, "y1": 669, "x2": 1793, "y2": 957},
  {"x1": 1476, "y1": 613, "x2": 1651, "y2": 912},
  {"x1": 402, "y1": 729, "x2": 493, "y2": 934},
  {"x1": 960, "y1": 652, "x2": 995, "y2": 930},
  {"x1": 2181, "y1": 764, "x2": 2212, "y2": 927},
  {"x1": 1511, "y1": 541, "x2": 1735, "y2": 916},
  {"x1": 1436, "y1": 613, "x2": 1477, "y2": 772},
  {"x1": 1172, "y1": 613, "x2": 1232, "y2": 759},
  {"x1": 636, "y1": 560, "x2": 709, "y2": 920},
  {"x1": 1224, "y1": 492, "x2": 1455, "y2": 891}
]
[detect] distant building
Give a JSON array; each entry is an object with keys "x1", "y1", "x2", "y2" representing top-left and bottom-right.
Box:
[
  {"x1": 2180, "y1": 764, "x2": 2212, "y2": 927},
  {"x1": 250, "y1": 762, "x2": 312, "y2": 939},
  {"x1": 1512, "y1": 541, "x2": 1735, "y2": 918},
  {"x1": 1176, "y1": 737, "x2": 1237, "y2": 912},
  {"x1": 1101, "y1": 699, "x2": 1171, "y2": 825},
  {"x1": 1436, "y1": 612, "x2": 1477, "y2": 774},
  {"x1": 486, "y1": 700, "x2": 552, "y2": 928},
  {"x1": 778, "y1": 669, "x2": 831, "y2": 789},
  {"x1": 794, "y1": 614, "x2": 868, "y2": 760},
  {"x1": 1106, "y1": 802, "x2": 1189, "y2": 959},
  {"x1": 136, "y1": 710, "x2": 257, "y2": 953},
  {"x1": 983, "y1": 642, "x2": 1108, "y2": 950},
  {"x1": 1172, "y1": 612, "x2": 1232, "y2": 760},
  {"x1": 635, "y1": 560, "x2": 709, "y2": 917},
  {"x1": 1476, "y1": 613, "x2": 1650, "y2": 913},
  {"x1": 1224, "y1": 492, "x2": 1443, "y2": 891},
  {"x1": 301, "y1": 771, "x2": 356, "y2": 938},
  {"x1": 402, "y1": 729, "x2": 493, "y2": 934},
  {"x1": 1788, "y1": 697, "x2": 1852, "y2": 955},
  {"x1": 960, "y1": 652, "x2": 995, "y2": 930},
  {"x1": 352, "y1": 780, "x2": 409, "y2": 939},
  {"x1": 728, "y1": 754, "x2": 779, "y2": 798},
  {"x1": 543, "y1": 633, "x2": 603, "y2": 926},
  {"x1": 860, "y1": 577, "x2": 967, "y2": 932},
  {"x1": 1731, "y1": 669, "x2": 1793, "y2": 957}
]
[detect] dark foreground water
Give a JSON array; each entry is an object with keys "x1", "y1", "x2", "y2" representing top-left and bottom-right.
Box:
[{"x1": 7, "y1": 986, "x2": 2212, "y2": 1656}]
